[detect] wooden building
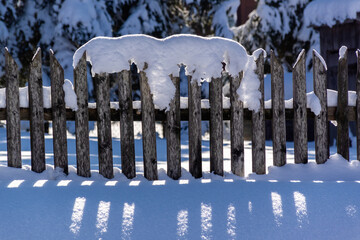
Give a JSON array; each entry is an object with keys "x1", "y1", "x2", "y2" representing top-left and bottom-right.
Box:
[
  {"x1": 236, "y1": 0, "x2": 257, "y2": 26},
  {"x1": 316, "y1": 12, "x2": 360, "y2": 91}
]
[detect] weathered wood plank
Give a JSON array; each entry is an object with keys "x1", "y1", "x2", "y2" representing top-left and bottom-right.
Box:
[
  {"x1": 95, "y1": 73, "x2": 113, "y2": 179},
  {"x1": 140, "y1": 70, "x2": 158, "y2": 180},
  {"x1": 313, "y1": 50, "x2": 329, "y2": 164},
  {"x1": 5, "y1": 48, "x2": 21, "y2": 168},
  {"x1": 166, "y1": 75, "x2": 181, "y2": 180},
  {"x1": 271, "y1": 50, "x2": 286, "y2": 166},
  {"x1": 210, "y1": 75, "x2": 223, "y2": 176},
  {"x1": 50, "y1": 50, "x2": 68, "y2": 174},
  {"x1": 74, "y1": 52, "x2": 90, "y2": 177},
  {"x1": 357, "y1": 49, "x2": 360, "y2": 161},
  {"x1": 29, "y1": 48, "x2": 45, "y2": 173},
  {"x1": 252, "y1": 52, "x2": 266, "y2": 174},
  {"x1": 230, "y1": 72, "x2": 244, "y2": 176},
  {"x1": 188, "y1": 76, "x2": 202, "y2": 178},
  {"x1": 337, "y1": 47, "x2": 349, "y2": 160},
  {"x1": 293, "y1": 50, "x2": 308, "y2": 164},
  {"x1": 118, "y1": 70, "x2": 136, "y2": 179}
]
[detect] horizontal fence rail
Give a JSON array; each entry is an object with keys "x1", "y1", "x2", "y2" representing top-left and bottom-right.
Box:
[{"x1": 2, "y1": 47, "x2": 360, "y2": 181}]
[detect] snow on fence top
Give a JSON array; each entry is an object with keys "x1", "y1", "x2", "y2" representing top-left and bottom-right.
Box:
[
  {"x1": 73, "y1": 34, "x2": 264, "y2": 111},
  {"x1": 304, "y1": 0, "x2": 360, "y2": 27}
]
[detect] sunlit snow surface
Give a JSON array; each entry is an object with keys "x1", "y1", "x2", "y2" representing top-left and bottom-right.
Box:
[{"x1": 0, "y1": 125, "x2": 360, "y2": 239}]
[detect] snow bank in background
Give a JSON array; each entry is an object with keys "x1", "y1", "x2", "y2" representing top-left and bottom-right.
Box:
[
  {"x1": 305, "y1": 0, "x2": 360, "y2": 27},
  {"x1": 0, "y1": 81, "x2": 78, "y2": 110},
  {"x1": 73, "y1": 34, "x2": 262, "y2": 111},
  {"x1": 327, "y1": 90, "x2": 357, "y2": 107}
]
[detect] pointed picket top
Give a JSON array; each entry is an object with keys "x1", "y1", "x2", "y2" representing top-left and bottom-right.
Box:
[
  {"x1": 270, "y1": 50, "x2": 282, "y2": 67},
  {"x1": 31, "y1": 47, "x2": 42, "y2": 68},
  {"x1": 5, "y1": 48, "x2": 18, "y2": 72},
  {"x1": 293, "y1": 49, "x2": 306, "y2": 69},
  {"x1": 313, "y1": 49, "x2": 327, "y2": 71},
  {"x1": 50, "y1": 49, "x2": 63, "y2": 70},
  {"x1": 75, "y1": 51, "x2": 87, "y2": 71}
]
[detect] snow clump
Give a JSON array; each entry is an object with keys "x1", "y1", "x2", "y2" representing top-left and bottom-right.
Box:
[{"x1": 73, "y1": 34, "x2": 264, "y2": 112}]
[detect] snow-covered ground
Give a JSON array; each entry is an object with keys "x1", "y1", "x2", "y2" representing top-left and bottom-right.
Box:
[{"x1": 1, "y1": 123, "x2": 360, "y2": 239}]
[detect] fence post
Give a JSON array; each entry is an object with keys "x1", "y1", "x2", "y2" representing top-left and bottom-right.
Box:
[
  {"x1": 210, "y1": 76, "x2": 223, "y2": 176},
  {"x1": 337, "y1": 47, "x2": 349, "y2": 160},
  {"x1": 230, "y1": 72, "x2": 244, "y2": 176},
  {"x1": 188, "y1": 76, "x2": 202, "y2": 178},
  {"x1": 95, "y1": 73, "x2": 113, "y2": 179},
  {"x1": 271, "y1": 50, "x2": 286, "y2": 166},
  {"x1": 50, "y1": 50, "x2": 68, "y2": 174},
  {"x1": 5, "y1": 48, "x2": 21, "y2": 168},
  {"x1": 252, "y1": 52, "x2": 266, "y2": 174},
  {"x1": 357, "y1": 50, "x2": 360, "y2": 161},
  {"x1": 293, "y1": 50, "x2": 308, "y2": 164},
  {"x1": 74, "y1": 52, "x2": 90, "y2": 177},
  {"x1": 313, "y1": 50, "x2": 329, "y2": 164},
  {"x1": 140, "y1": 69, "x2": 158, "y2": 180},
  {"x1": 29, "y1": 48, "x2": 45, "y2": 173},
  {"x1": 118, "y1": 70, "x2": 136, "y2": 179},
  {"x1": 166, "y1": 75, "x2": 181, "y2": 180}
]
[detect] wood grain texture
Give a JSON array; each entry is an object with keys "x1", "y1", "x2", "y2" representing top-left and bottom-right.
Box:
[
  {"x1": 337, "y1": 49, "x2": 349, "y2": 160},
  {"x1": 118, "y1": 70, "x2": 136, "y2": 179},
  {"x1": 230, "y1": 72, "x2": 244, "y2": 176},
  {"x1": 74, "y1": 52, "x2": 90, "y2": 177},
  {"x1": 252, "y1": 53, "x2": 266, "y2": 174},
  {"x1": 188, "y1": 76, "x2": 202, "y2": 178},
  {"x1": 209, "y1": 76, "x2": 223, "y2": 176},
  {"x1": 5, "y1": 49, "x2": 21, "y2": 168},
  {"x1": 166, "y1": 75, "x2": 181, "y2": 180},
  {"x1": 29, "y1": 48, "x2": 45, "y2": 173},
  {"x1": 50, "y1": 50, "x2": 68, "y2": 174},
  {"x1": 95, "y1": 73, "x2": 114, "y2": 179},
  {"x1": 293, "y1": 50, "x2": 308, "y2": 164},
  {"x1": 271, "y1": 51, "x2": 286, "y2": 167},
  {"x1": 140, "y1": 70, "x2": 158, "y2": 180},
  {"x1": 313, "y1": 50, "x2": 329, "y2": 164},
  {"x1": 357, "y1": 50, "x2": 360, "y2": 161}
]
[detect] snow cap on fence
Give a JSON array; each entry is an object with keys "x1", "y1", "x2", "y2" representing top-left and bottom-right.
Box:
[{"x1": 73, "y1": 34, "x2": 263, "y2": 111}]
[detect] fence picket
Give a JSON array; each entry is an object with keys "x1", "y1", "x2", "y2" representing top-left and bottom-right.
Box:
[
  {"x1": 252, "y1": 52, "x2": 265, "y2": 174},
  {"x1": 50, "y1": 50, "x2": 68, "y2": 174},
  {"x1": 313, "y1": 50, "x2": 329, "y2": 164},
  {"x1": 188, "y1": 76, "x2": 202, "y2": 178},
  {"x1": 337, "y1": 48, "x2": 349, "y2": 160},
  {"x1": 74, "y1": 52, "x2": 91, "y2": 177},
  {"x1": 5, "y1": 49, "x2": 21, "y2": 168},
  {"x1": 29, "y1": 48, "x2": 45, "y2": 173},
  {"x1": 357, "y1": 49, "x2": 360, "y2": 161},
  {"x1": 118, "y1": 70, "x2": 136, "y2": 179},
  {"x1": 210, "y1": 76, "x2": 223, "y2": 176},
  {"x1": 230, "y1": 72, "x2": 244, "y2": 176},
  {"x1": 140, "y1": 70, "x2": 158, "y2": 180},
  {"x1": 95, "y1": 73, "x2": 114, "y2": 179},
  {"x1": 166, "y1": 75, "x2": 181, "y2": 180},
  {"x1": 293, "y1": 50, "x2": 308, "y2": 164},
  {"x1": 271, "y1": 50, "x2": 286, "y2": 166}
]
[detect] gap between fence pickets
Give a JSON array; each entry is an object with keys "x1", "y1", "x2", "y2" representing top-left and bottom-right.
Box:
[{"x1": 2, "y1": 46, "x2": 358, "y2": 180}]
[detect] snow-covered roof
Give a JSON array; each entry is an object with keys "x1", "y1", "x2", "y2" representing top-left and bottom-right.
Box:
[{"x1": 304, "y1": 0, "x2": 360, "y2": 27}]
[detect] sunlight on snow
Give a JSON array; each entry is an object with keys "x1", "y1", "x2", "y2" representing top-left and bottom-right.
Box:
[
  {"x1": 129, "y1": 180, "x2": 140, "y2": 186},
  {"x1": 81, "y1": 181, "x2": 94, "y2": 186},
  {"x1": 105, "y1": 181, "x2": 117, "y2": 186},
  {"x1": 179, "y1": 180, "x2": 189, "y2": 185},
  {"x1": 227, "y1": 204, "x2": 236, "y2": 238},
  {"x1": 69, "y1": 197, "x2": 86, "y2": 235},
  {"x1": 7, "y1": 180, "x2": 24, "y2": 188},
  {"x1": 201, "y1": 179, "x2": 211, "y2": 184},
  {"x1": 152, "y1": 180, "x2": 166, "y2": 186},
  {"x1": 293, "y1": 191, "x2": 309, "y2": 227},
  {"x1": 201, "y1": 203, "x2": 212, "y2": 240},
  {"x1": 121, "y1": 203, "x2": 135, "y2": 240},
  {"x1": 96, "y1": 201, "x2": 111, "y2": 236},
  {"x1": 177, "y1": 210, "x2": 188, "y2": 239},
  {"x1": 271, "y1": 192, "x2": 283, "y2": 227},
  {"x1": 57, "y1": 180, "x2": 72, "y2": 186},
  {"x1": 248, "y1": 201, "x2": 253, "y2": 213},
  {"x1": 33, "y1": 180, "x2": 48, "y2": 187}
]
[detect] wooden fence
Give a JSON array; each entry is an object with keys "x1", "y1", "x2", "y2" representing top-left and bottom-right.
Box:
[{"x1": 2, "y1": 47, "x2": 360, "y2": 180}]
